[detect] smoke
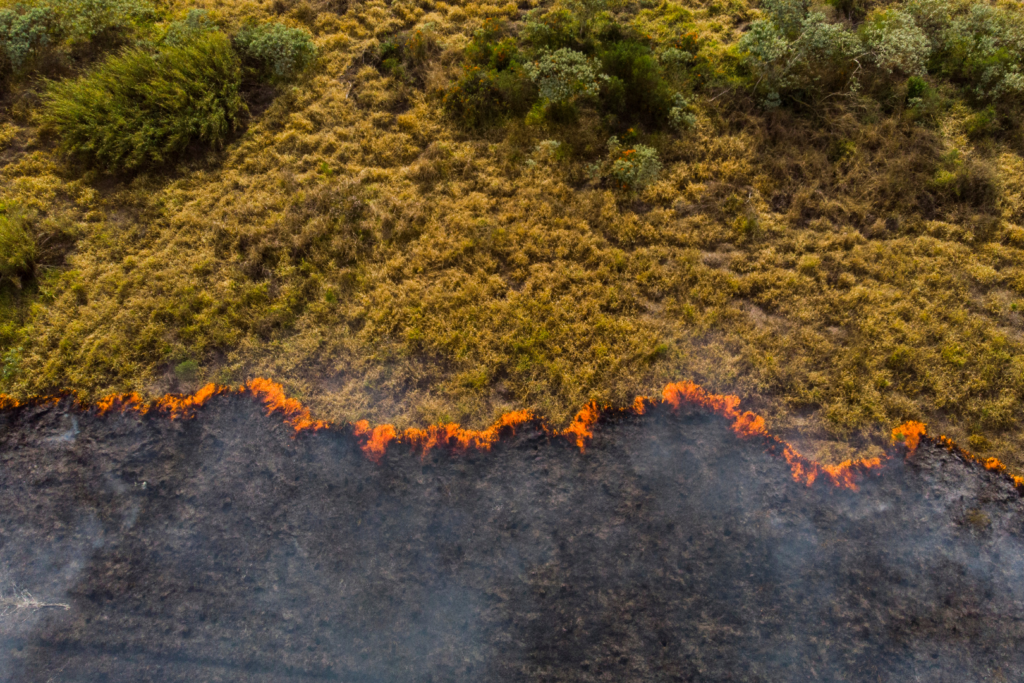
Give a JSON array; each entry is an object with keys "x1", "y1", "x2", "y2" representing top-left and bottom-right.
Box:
[{"x1": 0, "y1": 392, "x2": 1022, "y2": 681}]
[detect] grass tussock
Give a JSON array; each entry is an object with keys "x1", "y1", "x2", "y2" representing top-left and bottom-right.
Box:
[{"x1": 2, "y1": 0, "x2": 1024, "y2": 472}]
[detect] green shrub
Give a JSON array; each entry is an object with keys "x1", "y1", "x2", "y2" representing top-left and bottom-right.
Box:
[
  {"x1": 233, "y1": 21, "x2": 316, "y2": 83},
  {"x1": 602, "y1": 135, "x2": 661, "y2": 192},
  {"x1": 1, "y1": 0, "x2": 158, "y2": 83},
  {"x1": 965, "y1": 105, "x2": 1001, "y2": 140},
  {"x1": 465, "y1": 19, "x2": 516, "y2": 70},
  {"x1": 163, "y1": 8, "x2": 217, "y2": 47},
  {"x1": 906, "y1": 74, "x2": 928, "y2": 100},
  {"x1": 762, "y1": 0, "x2": 810, "y2": 39},
  {"x1": 659, "y1": 47, "x2": 692, "y2": 69},
  {"x1": 743, "y1": 0, "x2": 933, "y2": 103},
  {"x1": 174, "y1": 358, "x2": 199, "y2": 381},
  {"x1": 560, "y1": 0, "x2": 614, "y2": 39},
  {"x1": 41, "y1": 31, "x2": 244, "y2": 171},
  {"x1": 668, "y1": 93, "x2": 696, "y2": 130},
  {"x1": 0, "y1": 207, "x2": 35, "y2": 284},
  {"x1": 739, "y1": 8, "x2": 865, "y2": 104},
  {"x1": 521, "y1": 9, "x2": 578, "y2": 51},
  {"x1": 444, "y1": 20, "x2": 535, "y2": 129},
  {"x1": 859, "y1": 9, "x2": 929, "y2": 78},
  {"x1": 443, "y1": 66, "x2": 535, "y2": 128},
  {"x1": 524, "y1": 48, "x2": 606, "y2": 104},
  {"x1": 0, "y1": 5, "x2": 59, "y2": 79},
  {"x1": 923, "y1": 1, "x2": 1024, "y2": 105},
  {"x1": 598, "y1": 40, "x2": 674, "y2": 125},
  {"x1": 56, "y1": 0, "x2": 157, "y2": 53},
  {"x1": 826, "y1": 0, "x2": 874, "y2": 23}
]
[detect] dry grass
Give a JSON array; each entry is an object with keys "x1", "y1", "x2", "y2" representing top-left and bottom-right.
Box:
[{"x1": 3, "y1": 0, "x2": 1024, "y2": 470}]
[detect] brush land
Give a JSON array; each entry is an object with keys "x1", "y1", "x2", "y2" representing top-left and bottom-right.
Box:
[{"x1": 2, "y1": 0, "x2": 1024, "y2": 468}]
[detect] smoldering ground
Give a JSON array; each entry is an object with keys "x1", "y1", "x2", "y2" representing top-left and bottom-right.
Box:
[{"x1": 0, "y1": 394, "x2": 1023, "y2": 682}]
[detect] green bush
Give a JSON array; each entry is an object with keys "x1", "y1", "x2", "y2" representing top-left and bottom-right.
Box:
[
  {"x1": 174, "y1": 358, "x2": 199, "y2": 381},
  {"x1": 41, "y1": 31, "x2": 245, "y2": 171},
  {"x1": 443, "y1": 66, "x2": 535, "y2": 128},
  {"x1": 668, "y1": 93, "x2": 696, "y2": 130},
  {"x1": 560, "y1": 0, "x2": 614, "y2": 39},
  {"x1": 0, "y1": 206, "x2": 35, "y2": 284},
  {"x1": 521, "y1": 9, "x2": 579, "y2": 51},
  {"x1": 444, "y1": 20, "x2": 535, "y2": 129},
  {"x1": 602, "y1": 135, "x2": 661, "y2": 192},
  {"x1": 56, "y1": 0, "x2": 157, "y2": 53},
  {"x1": 908, "y1": 0, "x2": 1024, "y2": 105},
  {"x1": 598, "y1": 40, "x2": 674, "y2": 125},
  {"x1": 465, "y1": 19, "x2": 516, "y2": 70},
  {"x1": 233, "y1": 21, "x2": 316, "y2": 83},
  {"x1": 826, "y1": 0, "x2": 874, "y2": 23},
  {"x1": 906, "y1": 74, "x2": 928, "y2": 100},
  {"x1": 744, "y1": 0, "x2": 934, "y2": 104},
  {"x1": 859, "y1": 9, "x2": 929, "y2": 78},
  {"x1": 524, "y1": 48, "x2": 606, "y2": 104},
  {"x1": 163, "y1": 8, "x2": 217, "y2": 47},
  {"x1": 0, "y1": 5, "x2": 59, "y2": 80},
  {"x1": 0, "y1": 0, "x2": 158, "y2": 84}
]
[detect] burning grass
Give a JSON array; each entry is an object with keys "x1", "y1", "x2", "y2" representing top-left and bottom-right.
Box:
[
  {"x1": 8, "y1": 376, "x2": 1023, "y2": 495},
  {"x1": 2, "y1": 0, "x2": 1024, "y2": 474}
]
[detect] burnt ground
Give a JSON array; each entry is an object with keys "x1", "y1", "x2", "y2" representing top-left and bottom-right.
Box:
[{"x1": 0, "y1": 396, "x2": 1023, "y2": 682}]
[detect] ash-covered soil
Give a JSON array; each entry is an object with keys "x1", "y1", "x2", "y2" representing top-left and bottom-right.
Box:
[{"x1": 1, "y1": 397, "x2": 1023, "y2": 682}]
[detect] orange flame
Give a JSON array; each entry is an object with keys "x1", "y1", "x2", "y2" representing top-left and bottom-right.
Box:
[
  {"x1": 661, "y1": 381, "x2": 887, "y2": 490},
  {"x1": 3, "y1": 379, "x2": 1022, "y2": 496},
  {"x1": 353, "y1": 421, "x2": 397, "y2": 463},
  {"x1": 246, "y1": 378, "x2": 328, "y2": 432},
  {"x1": 153, "y1": 383, "x2": 229, "y2": 418},
  {"x1": 563, "y1": 401, "x2": 600, "y2": 451},
  {"x1": 401, "y1": 409, "x2": 534, "y2": 459},
  {"x1": 933, "y1": 434, "x2": 1024, "y2": 494},
  {"x1": 892, "y1": 421, "x2": 927, "y2": 453}
]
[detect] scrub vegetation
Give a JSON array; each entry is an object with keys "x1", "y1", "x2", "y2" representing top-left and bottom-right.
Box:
[{"x1": 3, "y1": 0, "x2": 1024, "y2": 469}]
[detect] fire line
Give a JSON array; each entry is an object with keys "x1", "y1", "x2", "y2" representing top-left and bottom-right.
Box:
[{"x1": 2, "y1": 379, "x2": 1021, "y2": 494}]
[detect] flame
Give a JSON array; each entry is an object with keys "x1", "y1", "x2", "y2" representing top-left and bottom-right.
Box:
[
  {"x1": 660, "y1": 381, "x2": 889, "y2": 490},
  {"x1": 401, "y1": 409, "x2": 534, "y2": 459},
  {"x1": 154, "y1": 383, "x2": 229, "y2": 418},
  {"x1": 246, "y1": 378, "x2": 328, "y2": 432},
  {"x1": 932, "y1": 434, "x2": 1024, "y2": 494},
  {"x1": 892, "y1": 421, "x2": 927, "y2": 453},
  {"x1": 632, "y1": 396, "x2": 647, "y2": 415},
  {"x1": 563, "y1": 401, "x2": 600, "y2": 451},
  {"x1": 3, "y1": 378, "x2": 1022, "y2": 496},
  {"x1": 96, "y1": 393, "x2": 148, "y2": 416},
  {"x1": 353, "y1": 421, "x2": 397, "y2": 463}
]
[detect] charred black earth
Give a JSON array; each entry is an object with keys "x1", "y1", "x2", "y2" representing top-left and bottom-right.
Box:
[{"x1": 1, "y1": 395, "x2": 1023, "y2": 682}]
